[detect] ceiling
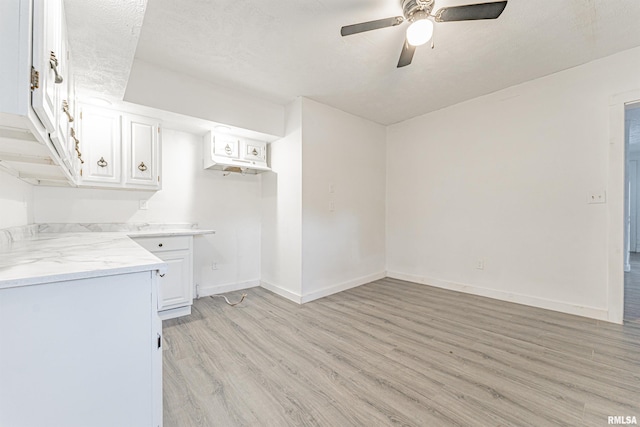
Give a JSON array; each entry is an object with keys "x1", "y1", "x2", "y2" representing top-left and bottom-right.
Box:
[{"x1": 65, "y1": 0, "x2": 640, "y2": 126}]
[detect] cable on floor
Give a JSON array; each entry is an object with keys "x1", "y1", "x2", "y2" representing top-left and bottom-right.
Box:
[{"x1": 210, "y1": 293, "x2": 247, "y2": 307}]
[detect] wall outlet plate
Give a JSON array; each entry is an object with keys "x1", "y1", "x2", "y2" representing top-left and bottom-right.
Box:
[
  {"x1": 139, "y1": 199, "x2": 149, "y2": 210},
  {"x1": 587, "y1": 190, "x2": 606, "y2": 204}
]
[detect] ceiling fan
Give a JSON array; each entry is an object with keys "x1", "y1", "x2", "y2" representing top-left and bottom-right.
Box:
[{"x1": 341, "y1": 0, "x2": 508, "y2": 68}]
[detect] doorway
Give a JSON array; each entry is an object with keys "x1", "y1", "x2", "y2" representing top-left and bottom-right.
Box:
[{"x1": 624, "y1": 102, "x2": 640, "y2": 324}]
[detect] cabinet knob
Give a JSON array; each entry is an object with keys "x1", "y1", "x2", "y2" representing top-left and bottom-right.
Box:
[
  {"x1": 97, "y1": 157, "x2": 108, "y2": 168},
  {"x1": 138, "y1": 162, "x2": 148, "y2": 172},
  {"x1": 158, "y1": 243, "x2": 163, "y2": 247},
  {"x1": 49, "y1": 51, "x2": 63, "y2": 84}
]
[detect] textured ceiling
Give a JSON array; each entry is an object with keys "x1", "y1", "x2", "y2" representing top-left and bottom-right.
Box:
[
  {"x1": 66, "y1": 0, "x2": 640, "y2": 125},
  {"x1": 64, "y1": 0, "x2": 147, "y2": 101}
]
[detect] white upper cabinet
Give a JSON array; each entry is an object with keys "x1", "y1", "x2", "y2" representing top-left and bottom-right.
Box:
[
  {"x1": 79, "y1": 104, "x2": 162, "y2": 190},
  {"x1": 0, "y1": 0, "x2": 77, "y2": 185},
  {"x1": 31, "y1": 0, "x2": 63, "y2": 134},
  {"x1": 79, "y1": 105, "x2": 121, "y2": 185},
  {"x1": 203, "y1": 131, "x2": 270, "y2": 174},
  {"x1": 124, "y1": 114, "x2": 161, "y2": 189}
]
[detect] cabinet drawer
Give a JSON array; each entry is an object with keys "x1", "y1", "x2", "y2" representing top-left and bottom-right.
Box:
[{"x1": 134, "y1": 235, "x2": 191, "y2": 253}]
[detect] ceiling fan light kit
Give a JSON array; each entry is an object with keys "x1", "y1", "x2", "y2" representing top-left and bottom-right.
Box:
[
  {"x1": 406, "y1": 18, "x2": 434, "y2": 46},
  {"x1": 341, "y1": 0, "x2": 508, "y2": 67}
]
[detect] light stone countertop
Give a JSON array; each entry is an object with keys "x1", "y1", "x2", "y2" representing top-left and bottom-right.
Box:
[{"x1": 0, "y1": 225, "x2": 215, "y2": 290}]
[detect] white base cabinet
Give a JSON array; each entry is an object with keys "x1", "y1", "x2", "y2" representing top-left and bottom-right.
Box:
[
  {"x1": 0, "y1": 271, "x2": 162, "y2": 427},
  {"x1": 134, "y1": 235, "x2": 194, "y2": 320}
]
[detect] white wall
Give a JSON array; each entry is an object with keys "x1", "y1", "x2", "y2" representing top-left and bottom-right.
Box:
[
  {"x1": 33, "y1": 129, "x2": 262, "y2": 295},
  {"x1": 125, "y1": 59, "x2": 285, "y2": 138},
  {"x1": 300, "y1": 98, "x2": 386, "y2": 301},
  {"x1": 387, "y1": 46, "x2": 640, "y2": 321},
  {"x1": 261, "y1": 99, "x2": 303, "y2": 300},
  {"x1": 261, "y1": 98, "x2": 386, "y2": 303},
  {"x1": 0, "y1": 168, "x2": 33, "y2": 228}
]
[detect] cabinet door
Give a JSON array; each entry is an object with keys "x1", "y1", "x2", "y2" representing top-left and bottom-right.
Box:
[
  {"x1": 0, "y1": 272, "x2": 159, "y2": 427},
  {"x1": 65, "y1": 74, "x2": 82, "y2": 177},
  {"x1": 213, "y1": 135, "x2": 240, "y2": 158},
  {"x1": 156, "y1": 250, "x2": 192, "y2": 311},
  {"x1": 80, "y1": 106, "x2": 121, "y2": 184},
  {"x1": 49, "y1": 15, "x2": 72, "y2": 170},
  {"x1": 242, "y1": 140, "x2": 267, "y2": 162},
  {"x1": 124, "y1": 114, "x2": 161, "y2": 189},
  {"x1": 32, "y1": 0, "x2": 63, "y2": 133}
]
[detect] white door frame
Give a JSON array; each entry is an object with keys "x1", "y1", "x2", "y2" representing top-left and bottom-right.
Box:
[
  {"x1": 608, "y1": 90, "x2": 640, "y2": 324},
  {"x1": 629, "y1": 160, "x2": 637, "y2": 255}
]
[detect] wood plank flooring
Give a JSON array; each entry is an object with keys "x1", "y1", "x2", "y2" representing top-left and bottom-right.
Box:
[{"x1": 163, "y1": 279, "x2": 640, "y2": 426}]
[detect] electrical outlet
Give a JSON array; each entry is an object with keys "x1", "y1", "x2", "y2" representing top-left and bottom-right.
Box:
[
  {"x1": 139, "y1": 199, "x2": 149, "y2": 210},
  {"x1": 330, "y1": 200, "x2": 335, "y2": 212},
  {"x1": 211, "y1": 262, "x2": 218, "y2": 270},
  {"x1": 587, "y1": 190, "x2": 606, "y2": 204},
  {"x1": 476, "y1": 259, "x2": 484, "y2": 270}
]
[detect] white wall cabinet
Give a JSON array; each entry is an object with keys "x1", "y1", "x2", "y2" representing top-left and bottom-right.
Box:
[
  {"x1": 134, "y1": 235, "x2": 194, "y2": 320},
  {"x1": 33, "y1": 0, "x2": 78, "y2": 174},
  {"x1": 0, "y1": 0, "x2": 78, "y2": 185},
  {"x1": 79, "y1": 106, "x2": 122, "y2": 184},
  {"x1": 124, "y1": 114, "x2": 161, "y2": 188},
  {"x1": 203, "y1": 131, "x2": 270, "y2": 174},
  {"x1": 31, "y1": 0, "x2": 63, "y2": 134},
  {"x1": 0, "y1": 271, "x2": 163, "y2": 427},
  {"x1": 79, "y1": 105, "x2": 161, "y2": 190}
]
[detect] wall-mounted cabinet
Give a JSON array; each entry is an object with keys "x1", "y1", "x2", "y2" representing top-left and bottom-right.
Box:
[
  {"x1": 79, "y1": 106, "x2": 121, "y2": 185},
  {"x1": 203, "y1": 131, "x2": 270, "y2": 174},
  {"x1": 78, "y1": 105, "x2": 162, "y2": 190},
  {"x1": 124, "y1": 114, "x2": 161, "y2": 189},
  {"x1": 0, "y1": 0, "x2": 77, "y2": 186}
]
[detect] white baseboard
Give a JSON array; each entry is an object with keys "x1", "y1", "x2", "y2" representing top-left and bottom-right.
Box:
[
  {"x1": 260, "y1": 280, "x2": 303, "y2": 304},
  {"x1": 386, "y1": 270, "x2": 609, "y2": 322},
  {"x1": 300, "y1": 271, "x2": 387, "y2": 303},
  {"x1": 260, "y1": 271, "x2": 387, "y2": 305},
  {"x1": 196, "y1": 280, "x2": 260, "y2": 298}
]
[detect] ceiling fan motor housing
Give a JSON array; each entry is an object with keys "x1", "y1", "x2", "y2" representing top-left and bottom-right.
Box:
[{"x1": 402, "y1": 0, "x2": 435, "y2": 21}]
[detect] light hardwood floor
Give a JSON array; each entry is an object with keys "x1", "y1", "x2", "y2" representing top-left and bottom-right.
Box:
[{"x1": 163, "y1": 278, "x2": 640, "y2": 426}]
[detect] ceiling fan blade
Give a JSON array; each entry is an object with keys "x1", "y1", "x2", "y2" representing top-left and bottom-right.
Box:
[
  {"x1": 341, "y1": 16, "x2": 404, "y2": 36},
  {"x1": 397, "y1": 39, "x2": 416, "y2": 68},
  {"x1": 434, "y1": 1, "x2": 507, "y2": 23}
]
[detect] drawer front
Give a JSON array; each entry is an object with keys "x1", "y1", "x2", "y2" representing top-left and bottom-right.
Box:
[{"x1": 134, "y1": 235, "x2": 191, "y2": 253}]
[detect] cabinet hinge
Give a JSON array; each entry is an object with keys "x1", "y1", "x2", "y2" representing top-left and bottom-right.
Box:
[{"x1": 30, "y1": 67, "x2": 40, "y2": 91}]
